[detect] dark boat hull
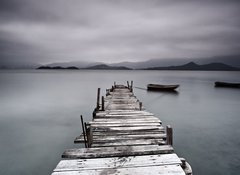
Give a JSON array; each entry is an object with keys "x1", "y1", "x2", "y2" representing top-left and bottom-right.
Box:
[
  {"x1": 215, "y1": 81, "x2": 240, "y2": 88},
  {"x1": 147, "y1": 84, "x2": 179, "y2": 91}
]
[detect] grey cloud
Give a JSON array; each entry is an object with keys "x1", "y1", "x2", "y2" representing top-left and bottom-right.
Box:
[{"x1": 0, "y1": 0, "x2": 240, "y2": 66}]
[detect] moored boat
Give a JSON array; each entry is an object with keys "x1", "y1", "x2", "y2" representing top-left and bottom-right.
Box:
[
  {"x1": 147, "y1": 84, "x2": 179, "y2": 91},
  {"x1": 215, "y1": 81, "x2": 240, "y2": 88}
]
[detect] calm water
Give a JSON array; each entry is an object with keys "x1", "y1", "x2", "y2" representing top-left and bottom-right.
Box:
[{"x1": 0, "y1": 70, "x2": 240, "y2": 175}]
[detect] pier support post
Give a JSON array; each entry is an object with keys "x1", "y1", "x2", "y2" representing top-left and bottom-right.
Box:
[
  {"x1": 130, "y1": 81, "x2": 133, "y2": 92},
  {"x1": 139, "y1": 102, "x2": 142, "y2": 110},
  {"x1": 101, "y1": 96, "x2": 105, "y2": 111},
  {"x1": 106, "y1": 89, "x2": 110, "y2": 96},
  {"x1": 166, "y1": 125, "x2": 173, "y2": 145},
  {"x1": 114, "y1": 81, "x2": 116, "y2": 88},
  {"x1": 80, "y1": 115, "x2": 87, "y2": 148},
  {"x1": 180, "y1": 158, "x2": 186, "y2": 168},
  {"x1": 127, "y1": 81, "x2": 130, "y2": 88},
  {"x1": 84, "y1": 122, "x2": 89, "y2": 148},
  {"x1": 96, "y1": 88, "x2": 100, "y2": 110}
]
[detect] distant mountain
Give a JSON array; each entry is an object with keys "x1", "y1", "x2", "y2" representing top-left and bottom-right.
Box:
[
  {"x1": 45, "y1": 61, "x2": 102, "y2": 68},
  {"x1": 84, "y1": 64, "x2": 131, "y2": 70},
  {"x1": 33, "y1": 55, "x2": 240, "y2": 70},
  {"x1": 37, "y1": 66, "x2": 79, "y2": 70},
  {"x1": 145, "y1": 62, "x2": 240, "y2": 71},
  {"x1": 109, "y1": 59, "x2": 190, "y2": 69},
  {"x1": 110, "y1": 55, "x2": 240, "y2": 69},
  {"x1": 2, "y1": 54, "x2": 239, "y2": 70}
]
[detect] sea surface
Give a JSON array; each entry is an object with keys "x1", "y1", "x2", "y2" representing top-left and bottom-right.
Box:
[{"x1": 0, "y1": 70, "x2": 240, "y2": 175}]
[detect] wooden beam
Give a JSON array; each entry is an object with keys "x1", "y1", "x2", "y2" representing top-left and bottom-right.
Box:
[
  {"x1": 96, "y1": 88, "x2": 100, "y2": 110},
  {"x1": 166, "y1": 125, "x2": 173, "y2": 145}
]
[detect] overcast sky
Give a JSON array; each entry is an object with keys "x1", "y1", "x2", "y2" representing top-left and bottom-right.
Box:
[{"x1": 0, "y1": 0, "x2": 240, "y2": 66}]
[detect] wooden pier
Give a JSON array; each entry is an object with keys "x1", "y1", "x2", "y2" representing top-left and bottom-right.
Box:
[{"x1": 52, "y1": 82, "x2": 192, "y2": 175}]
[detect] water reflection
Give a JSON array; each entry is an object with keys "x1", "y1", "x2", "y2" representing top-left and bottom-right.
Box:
[{"x1": 146, "y1": 89, "x2": 179, "y2": 96}]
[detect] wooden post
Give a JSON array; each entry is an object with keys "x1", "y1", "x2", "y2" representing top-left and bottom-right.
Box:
[
  {"x1": 92, "y1": 110, "x2": 96, "y2": 118},
  {"x1": 114, "y1": 81, "x2": 116, "y2": 87},
  {"x1": 166, "y1": 125, "x2": 173, "y2": 145},
  {"x1": 101, "y1": 96, "x2": 104, "y2": 111},
  {"x1": 80, "y1": 115, "x2": 87, "y2": 148},
  {"x1": 127, "y1": 81, "x2": 130, "y2": 88},
  {"x1": 96, "y1": 88, "x2": 100, "y2": 110},
  {"x1": 180, "y1": 158, "x2": 186, "y2": 168},
  {"x1": 106, "y1": 89, "x2": 110, "y2": 96},
  {"x1": 89, "y1": 126, "x2": 93, "y2": 148},
  {"x1": 139, "y1": 102, "x2": 142, "y2": 110},
  {"x1": 84, "y1": 122, "x2": 89, "y2": 148},
  {"x1": 131, "y1": 80, "x2": 133, "y2": 92}
]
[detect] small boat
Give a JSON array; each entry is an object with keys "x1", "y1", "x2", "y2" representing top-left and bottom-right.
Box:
[
  {"x1": 215, "y1": 81, "x2": 240, "y2": 88},
  {"x1": 147, "y1": 84, "x2": 179, "y2": 91}
]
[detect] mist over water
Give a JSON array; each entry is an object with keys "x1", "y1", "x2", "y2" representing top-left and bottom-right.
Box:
[{"x1": 0, "y1": 70, "x2": 240, "y2": 175}]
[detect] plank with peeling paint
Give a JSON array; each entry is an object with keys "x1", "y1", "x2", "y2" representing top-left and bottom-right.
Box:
[
  {"x1": 52, "y1": 164, "x2": 185, "y2": 175},
  {"x1": 91, "y1": 118, "x2": 161, "y2": 123},
  {"x1": 92, "y1": 126, "x2": 164, "y2": 132},
  {"x1": 90, "y1": 122, "x2": 161, "y2": 127},
  {"x1": 55, "y1": 154, "x2": 181, "y2": 171},
  {"x1": 91, "y1": 138, "x2": 166, "y2": 147},
  {"x1": 92, "y1": 118, "x2": 160, "y2": 122},
  {"x1": 62, "y1": 145, "x2": 174, "y2": 159}
]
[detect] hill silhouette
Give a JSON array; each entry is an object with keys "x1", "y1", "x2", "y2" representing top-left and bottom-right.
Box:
[{"x1": 145, "y1": 62, "x2": 240, "y2": 71}]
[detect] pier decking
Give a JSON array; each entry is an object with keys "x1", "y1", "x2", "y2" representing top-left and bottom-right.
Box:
[{"x1": 52, "y1": 83, "x2": 192, "y2": 175}]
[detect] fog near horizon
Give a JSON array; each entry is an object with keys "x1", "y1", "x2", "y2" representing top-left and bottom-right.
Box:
[{"x1": 0, "y1": 0, "x2": 240, "y2": 67}]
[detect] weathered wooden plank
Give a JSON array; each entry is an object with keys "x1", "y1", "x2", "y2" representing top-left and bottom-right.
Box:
[
  {"x1": 96, "y1": 110, "x2": 153, "y2": 115},
  {"x1": 94, "y1": 115, "x2": 157, "y2": 120},
  {"x1": 75, "y1": 130, "x2": 166, "y2": 142},
  {"x1": 53, "y1": 164, "x2": 185, "y2": 175},
  {"x1": 92, "y1": 118, "x2": 161, "y2": 122},
  {"x1": 93, "y1": 133, "x2": 166, "y2": 139},
  {"x1": 92, "y1": 130, "x2": 165, "y2": 135},
  {"x1": 91, "y1": 134, "x2": 166, "y2": 143},
  {"x1": 96, "y1": 113, "x2": 155, "y2": 117},
  {"x1": 92, "y1": 126, "x2": 164, "y2": 132},
  {"x1": 56, "y1": 154, "x2": 181, "y2": 171},
  {"x1": 62, "y1": 145, "x2": 174, "y2": 159},
  {"x1": 90, "y1": 123, "x2": 161, "y2": 127},
  {"x1": 75, "y1": 133, "x2": 166, "y2": 144},
  {"x1": 106, "y1": 107, "x2": 141, "y2": 110},
  {"x1": 91, "y1": 139, "x2": 166, "y2": 147},
  {"x1": 108, "y1": 99, "x2": 138, "y2": 102},
  {"x1": 92, "y1": 118, "x2": 161, "y2": 123},
  {"x1": 52, "y1": 165, "x2": 185, "y2": 175}
]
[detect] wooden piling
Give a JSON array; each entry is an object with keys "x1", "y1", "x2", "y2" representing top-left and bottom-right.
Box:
[
  {"x1": 106, "y1": 89, "x2": 110, "y2": 96},
  {"x1": 127, "y1": 81, "x2": 130, "y2": 88},
  {"x1": 96, "y1": 88, "x2": 100, "y2": 110},
  {"x1": 139, "y1": 102, "x2": 142, "y2": 110},
  {"x1": 101, "y1": 96, "x2": 105, "y2": 111},
  {"x1": 80, "y1": 115, "x2": 87, "y2": 148},
  {"x1": 180, "y1": 158, "x2": 186, "y2": 168},
  {"x1": 131, "y1": 80, "x2": 133, "y2": 92},
  {"x1": 166, "y1": 125, "x2": 173, "y2": 145},
  {"x1": 84, "y1": 122, "x2": 89, "y2": 148}
]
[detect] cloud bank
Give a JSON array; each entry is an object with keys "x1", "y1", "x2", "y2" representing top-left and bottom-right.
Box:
[{"x1": 0, "y1": 0, "x2": 240, "y2": 66}]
